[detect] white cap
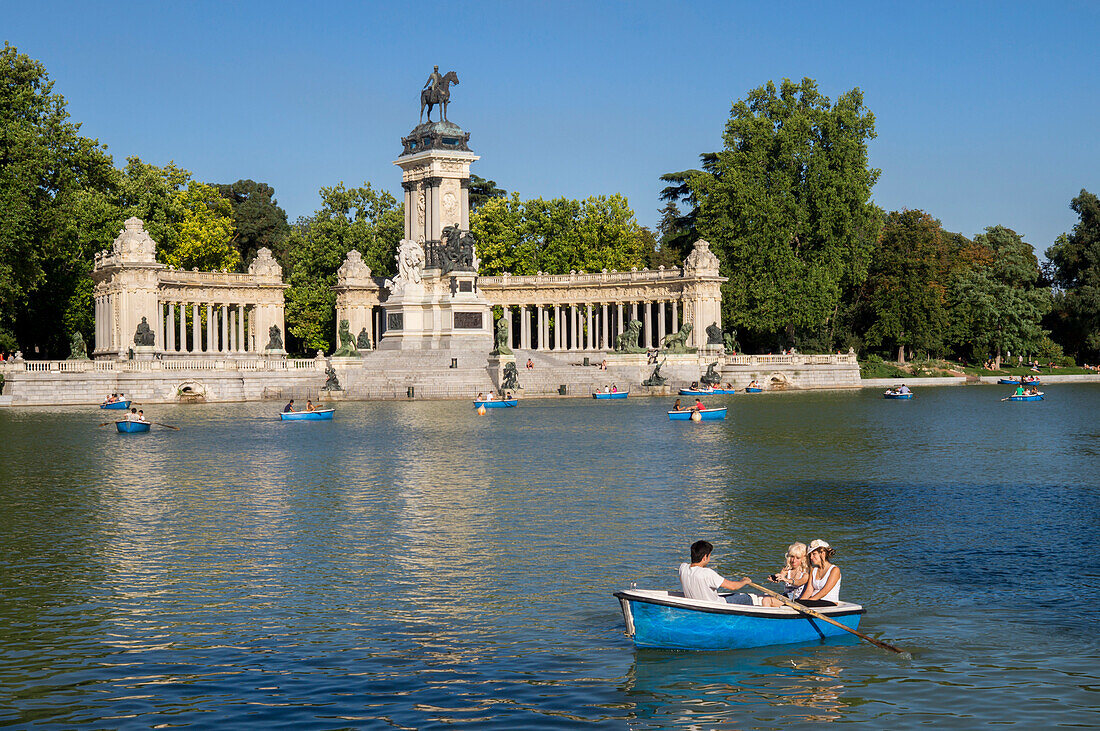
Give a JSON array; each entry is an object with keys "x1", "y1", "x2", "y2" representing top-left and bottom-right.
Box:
[{"x1": 808, "y1": 539, "x2": 831, "y2": 553}]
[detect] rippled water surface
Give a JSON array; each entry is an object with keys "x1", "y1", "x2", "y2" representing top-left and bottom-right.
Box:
[{"x1": 1, "y1": 385, "x2": 1098, "y2": 728}]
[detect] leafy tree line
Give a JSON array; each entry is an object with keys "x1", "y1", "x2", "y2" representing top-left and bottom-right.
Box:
[{"x1": 662, "y1": 76, "x2": 1100, "y2": 365}]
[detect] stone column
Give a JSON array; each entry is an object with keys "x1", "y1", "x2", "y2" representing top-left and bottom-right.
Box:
[
  {"x1": 642, "y1": 302, "x2": 651, "y2": 348},
  {"x1": 521, "y1": 306, "x2": 530, "y2": 349},
  {"x1": 220, "y1": 305, "x2": 228, "y2": 353},
  {"x1": 537, "y1": 305, "x2": 545, "y2": 351},
  {"x1": 659, "y1": 301, "x2": 667, "y2": 343},
  {"x1": 167, "y1": 303, "x2": 176, "y2": 352},
  {"x1": 586, "y1": 304, "x2": 593, "y2": 350},
  {"x1": 672, "y1": 300, "x2": 679, "y2": 333},
  {"x1": 554, "y1": 305, "x2": 562, "y2": 350},
  {"x1": 191, "y1": 303, "x2": 200, "y2": 354},
  {"x1": 237, "y1": 306, "x2": 245, "y2": 353},
  {"x1": 616, "y1": 303, "x2": 624, "y2": 335},
  {"x1": 176, "y1": 302, "x2": 185, "y2": 353},
  {"x1": 601, "y1": 304, "x2": 609, "y2": 349},
  {"x1": 505, "y1": 305, "x2": 513, "y2": 348},
  {"x1": 205, "y1": 303, "x2": 213, "y2": 352}
]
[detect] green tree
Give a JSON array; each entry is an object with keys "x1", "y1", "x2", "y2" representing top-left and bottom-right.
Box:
[
  {"x1": 215, "y1": 179, "x2": 291, "y2": 266},
  {"x1": 949, "y1": 226, "x2": 1050, "y2": 366},
  {"x1": 471, "y1": 193, "x2": 649, "y2": 275},
  {"x1": 862, "y1": 210, "x2": 949, "y2": 362},
  {"x1": 1045, "y1": 190, "x2": 1100, "y2": 359},
  {"x1": 468, "y1": 174, "x2": 506, "y2": 212},
  {"x1": 284, "y1": 183, "x2": 402, "y2": 353},
  {"x1": 0, "y1": 43, "x2": 115, "y2": 356},
  {"x1": 673, "y1": 78, "x2": 880, "y2": 346}
]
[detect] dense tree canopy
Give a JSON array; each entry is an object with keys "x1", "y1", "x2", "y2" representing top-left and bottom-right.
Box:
[
  {"x1": 284, "y1": 183, "x2": 402, "y2": 353},
  {"x1": 0, "y1": 43, "x2": 115, "y2": 356},
  {"x1": 669, "y1": 78, "x2": 881, "y2": 342},
  {"x1": 215, "y1": 179, "x2": 291, "y2": 265},
  {"x1": 471, "y1": 193, "x2": 649, "y2": 275},
  {"x1": 1046, "y1": 190, "x2": 1100, "y2": 359}
]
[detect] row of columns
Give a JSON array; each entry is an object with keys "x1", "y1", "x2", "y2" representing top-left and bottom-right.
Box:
[
  {"x1": 498, "y1": 300, "x2": 681, "y2": 351},
  {"x1": 161, "y1": 302, "x2": 255, "y2": 354}
]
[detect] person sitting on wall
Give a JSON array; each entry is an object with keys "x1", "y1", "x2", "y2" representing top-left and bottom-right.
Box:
[
  {"x1": 284, "y1": 399, "x2": 296, "y2": 413},
  {"x1": 679, "y1": 540, "x2": 754, "y2": 605},
  {"x1": 526, "y1": 358, "x2": 534, "y2": 370}
]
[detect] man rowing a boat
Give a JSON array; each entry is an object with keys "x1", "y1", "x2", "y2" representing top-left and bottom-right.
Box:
[{"x1": 679, "y1": 540, "x2": 754, "y2": 605}]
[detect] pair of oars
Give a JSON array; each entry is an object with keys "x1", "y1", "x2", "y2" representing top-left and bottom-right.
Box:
[
  {"x1": 740, "y1": 580, "x2": 910, "y2": 657},
  {"x1": 98, "y1": 420, "x2": 179, "y2": 430}
]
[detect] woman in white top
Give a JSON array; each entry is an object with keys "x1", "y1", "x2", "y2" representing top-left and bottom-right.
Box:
[
  {"x1": 796, "y1": 539, "x2": 842, "y2": 607},
  {"x1": 761, "y1": 542, "x2": 809, "y2": 607}
]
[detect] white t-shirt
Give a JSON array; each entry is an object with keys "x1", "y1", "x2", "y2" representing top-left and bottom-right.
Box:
[{"x1": 679, "y1": 562, "x2": 726, "y2": 602}]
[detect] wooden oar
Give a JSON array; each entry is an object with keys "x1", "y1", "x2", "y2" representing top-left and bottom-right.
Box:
[
  {"x1": 745, "y1": 580, "x2": 910, "y2": 657},
  {"x1": 97, "y1": 422, "x2": 113, "y2": 427},
  {"x1": 150, "y1": 421, "x2": 179, "y2": 430}
]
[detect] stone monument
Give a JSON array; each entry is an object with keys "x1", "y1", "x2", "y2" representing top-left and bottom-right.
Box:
[{"x1": 379, "y1": 68, "x2": 491, "y2": 351}]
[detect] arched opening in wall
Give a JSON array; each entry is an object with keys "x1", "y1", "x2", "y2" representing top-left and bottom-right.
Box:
[
  {"x1": 769, "y1": 373, "x2": 789, "y2": 391},
  {"x1": 177, "y1": 380, "x2": 207, "y2": 403}
]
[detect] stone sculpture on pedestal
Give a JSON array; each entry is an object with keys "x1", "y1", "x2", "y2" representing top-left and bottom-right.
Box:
[
  {"x1": 642, "y1": 358, "x2": 668, "y2": 386},
  {"x1": 333, "y1": 319, "x2": 361, "y2": 357},
  {"x1": 614, "y1": 320, "x2": 647, "y2": 353},
  {"x1": 724, "y1": 329, "x2": 740, "y2": 354},
  {"x1": 356, "y1": 328, "x2": 372, "y2": 350},
  {"x1": 701, "y1": 362, "x2": 722, "y2": 387},
  {"x1": 266, "y1": 325, "x2": 284, "y2": 351},
  {"x1": 491, "y1": 318, "x2": 512, "y2": 356},
  {"x1": 67, "y1": 331, "x2": 90, "y2": 360},
  {"x1": 661, "y1": 322, "x2": 694, "y2": 353},
  {"x1": 322, "y1": 365, "x2": 342, "y2": 391},
  {"x1": 706, "y1": 322, "x2": 724, "y2": 346},
  {"x1": 134, "y1": 317, "x2": 156, "y2": 346},
  {"x1": 501, "y1": 361, "x2": 520, "y2": 391}
]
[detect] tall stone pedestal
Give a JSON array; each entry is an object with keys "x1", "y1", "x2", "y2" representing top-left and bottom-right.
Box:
[{"x1": 379, "y1": 270, "x2": 492, "y2": 351}]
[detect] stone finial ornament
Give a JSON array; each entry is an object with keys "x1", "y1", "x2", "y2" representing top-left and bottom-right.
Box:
[
  {"x1": 337, "y1": 250, "x2": 374, "y2": 287},
  {"x1": 248, "y1": 247, "x2": 282, "y2": 279},
  {"x1": 683, "y1": 239, "x2": 720, "y2": 276},
  {"x1": 110, "y1": 217, "x2": 158, "y2": 263}
]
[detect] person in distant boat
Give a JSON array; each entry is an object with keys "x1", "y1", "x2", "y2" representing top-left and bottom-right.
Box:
[
  {"x1": 611, "y1": 383, "x2": 618, "y2": 393},
  {"x1": 748, "y1": 379, "x2": 760, "y2": 389},
  {"x1": 897, "y1": 384, "x2": 911, "y2": 394},
  {"x1": 693, "y1": 398, "x2": 705, "y2": 411},
  {"x1": 126, "y1": 407, "x2": 139, "y2": 421},
  {"x1": 673, "y1": 398, "x2": 683, "y2": 411},
  {"x1": 477, "y1": 392, "x2": 484, "y2": 401},
  {"x1": 1014, "y1": 384, "x2": 1026, "y2": 397},
  {"x1": 485, "y1": 391, "x2": 495, "y2": 401},
  {"x1": 762, "y1": 542, "x2": 810, "y2": 606},
  {"x1": 137, "y1": 409, "x2": 147, "y2": 423},
  {"x1": 284, "y1": 399, "x2": 295, "y2": 413},
  {"x1": 690, "y1": 381, "x2": 699, "y2": 390},
  {"x1": 679, "y1": 540, "x2": 754, "y2": 605},
  {"x1": 795, "y1": 539, "x2": 841, "y2": 607},
  {"x1": 603, "y1": 385, "x2": 610, "y2": 393},
  {"x1": 306, "y1": 399, "x2": 316, "y2": 412}
]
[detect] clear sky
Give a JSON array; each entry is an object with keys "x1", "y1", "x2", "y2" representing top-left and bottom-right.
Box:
[{"x1": 6, "y1": 1, "x2": 1098, "y2": 254}]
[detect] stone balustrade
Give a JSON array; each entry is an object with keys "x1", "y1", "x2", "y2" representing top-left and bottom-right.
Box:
[{"x1": 4, "y1": 358, "x2": 324, "y2": 373}]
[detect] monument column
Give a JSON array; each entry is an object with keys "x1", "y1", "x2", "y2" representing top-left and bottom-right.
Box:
[
  {"x1": 205, "y1": 303, "x2": 213, "y2": 352},
  {"x1": 191, "y1": 303, "x2": 200, "y2": 354},
  {"x1": 659, "y1": 301, "x2": 667, "y2": 342},
  {"x1": 642, "y1": 303, "x2": 651, "y2": 348},
  {"x1": 671, "y1": 300, "x2": 679, "y2": 333}
]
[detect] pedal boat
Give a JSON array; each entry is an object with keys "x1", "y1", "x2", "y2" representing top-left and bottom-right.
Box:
[{"x1": 614, "y1": 589, "x2": 865, "y2": 651}]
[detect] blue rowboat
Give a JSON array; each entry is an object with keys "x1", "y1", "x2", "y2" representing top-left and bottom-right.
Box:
[
  {"x1": 593, "y1": 391, "x2": 628, "y2": 400},
  {"x1": 474, "y1": 399, "x2": 517, "y2": 408},
  {"x1": 614, "y1": 589, "x2": 866, "y2": 651},
  {"x1": 744, "y1": 387, "x2": 763, "y2": 393},
  {"x1": 883, "y1": 392, "x2": 913, "y2": 400},
  {"x1": 116, "y1": 420, "x2": 150, "y2": 433},
  {"x1": 100, "y1": 400, "x2": 131, "y2": 410},
  {"x1": 280, "y1": 408, "x2": 335, "y2": 421},
  {"x1": 668, "y1": 407, "x2": 727, "y2": 421},
  {"x1": 998, "y1": 378, "x2": 1040, "y2": 386},
  {"x1": 1007, "y1": 393, "x2": 1043, "y2": 402},
  {"x1": 679, "y1": 388, "x2": 737, "y2": 396}
]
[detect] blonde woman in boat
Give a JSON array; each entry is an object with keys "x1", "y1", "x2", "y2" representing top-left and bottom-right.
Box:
[{"x1": 761, "y1": 542, "x2": 809, "y2": 607}]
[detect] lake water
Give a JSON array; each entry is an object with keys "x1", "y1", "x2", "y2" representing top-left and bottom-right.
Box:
[{"x1": 1, "y1": 385, "x2": 1098, "y2": 728}]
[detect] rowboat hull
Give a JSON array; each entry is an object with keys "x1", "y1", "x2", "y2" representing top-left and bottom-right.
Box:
[
  {"x1": 679, "y1": 388, "x2": 737, "y2": 396},
  {"x1": 998, "y1": 378, "x2": 1041, "y2": 386},
  {"x1": 280, "y1": 408, "x2": 335, "y2": 420},
  {"x1": 474, "y1": 399, "x2": 517, "y2": 408},
  {"x1": 615, "y1": 590, "x2": 865, "y2": 651},
  {"x1": 100, "y1": 400, "x2": 131, "y2": 410},
  {"x1": 668, "y1": 407, "x2": 727, "y2": 421},
  {"x1": 1007, "y1": 395, "x2": 1043, "y2": 402},
  {"x1": 744, "y1": 387, "x2": 763, "y2": 393},
  {"x1": 883, "y1": 393, "x2": 913, "y2": 400},
  {"x1": 593, "y1": 392, "x2": 628, "y2": 399},
  {"x1": 116, "y1": 420, "x2": 150, "y2": 433}
]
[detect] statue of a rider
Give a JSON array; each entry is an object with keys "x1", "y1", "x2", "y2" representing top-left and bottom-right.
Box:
[{"x1": 423, "y1": 66, "x2": 443, "y2": 101}]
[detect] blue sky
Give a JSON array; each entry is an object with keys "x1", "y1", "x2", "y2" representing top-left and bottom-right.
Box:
[{"x1": 6, "y1": 1, "x2": 1098, "y2": 254}]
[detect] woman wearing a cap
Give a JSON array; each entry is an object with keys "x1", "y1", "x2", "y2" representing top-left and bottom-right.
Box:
[{"x1": 796, "y1": 539, "x2": 842, "y2": 607}]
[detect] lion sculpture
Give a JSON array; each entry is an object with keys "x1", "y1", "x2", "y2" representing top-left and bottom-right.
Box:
[
  {"x1": 661, "y1": 322, "x2": 693, "y2": 353},
  {"x1": 614, "y1": 319, "x2": 646, "y2": 353},
  {"x1": 332, "y1": 319, "x2": 361, "y2": 357}
]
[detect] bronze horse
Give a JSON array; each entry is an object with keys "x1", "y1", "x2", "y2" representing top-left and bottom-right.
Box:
[{"x1": 420, "y1": 71, "x2": 459, "y2": 123}]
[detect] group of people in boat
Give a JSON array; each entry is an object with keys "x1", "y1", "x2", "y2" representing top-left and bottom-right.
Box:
[
  {"x1": 671, "y1": 397, "x2": 707, "y2": 412},
  {"x1": 679, "y1": 539, "x2": 842, "y2": 607},
  {"x1": 103, "y1": 393, "x2": 126, "y2": 404},
  {"x1": 600, "y1": 384, "x2": 620, "y2": 393},
  {"x1": 123, "y1": 407, "x2": 147, "y2": 423},
  {"x1": 884, "y1": 384, "x2": 912, "y2": 396},
  {"x1": 283, "y1": 399, "x2": 319, "y2": 412},
  {"x1": 1011, "y1": 384, "x2": 1042, "y2": 397},
  {"x1": 475, "y1": 390, "x2": 514, "y2": 401}
]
